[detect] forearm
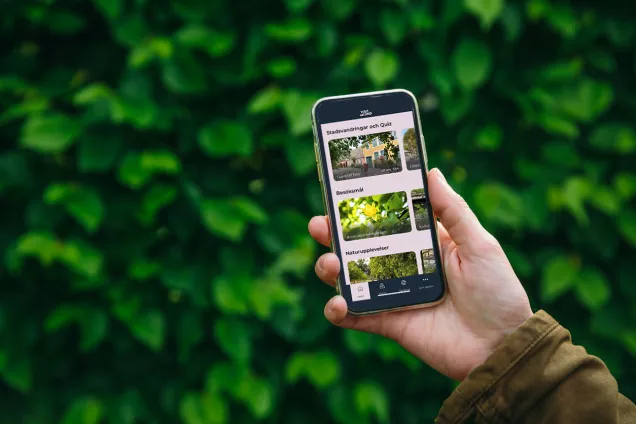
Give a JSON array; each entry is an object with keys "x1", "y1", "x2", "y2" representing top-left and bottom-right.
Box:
[{"x1": 436, "y1": 311, "x2": 636, "y2": 423}]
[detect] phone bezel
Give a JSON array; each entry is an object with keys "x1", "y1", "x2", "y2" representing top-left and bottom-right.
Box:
[{"x1": 311, "y1": 89, "x2": 448, "y2": 316}]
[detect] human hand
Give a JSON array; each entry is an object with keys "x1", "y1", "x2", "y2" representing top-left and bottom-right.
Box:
[{"x1": 308, "y1": 168, "x2": 533, "y2": 381}]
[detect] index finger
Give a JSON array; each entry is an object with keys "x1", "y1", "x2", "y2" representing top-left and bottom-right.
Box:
[{"x1": 308, "y1": 216, "x2": 332, "y2": 247}]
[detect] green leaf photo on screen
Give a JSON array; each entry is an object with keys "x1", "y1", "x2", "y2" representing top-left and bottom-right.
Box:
[{"x1": 1, "y1": 0, "x2": 636, "y2": 423}]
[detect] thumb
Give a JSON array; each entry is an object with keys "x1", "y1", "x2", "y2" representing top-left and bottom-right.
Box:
[{"x1": 427, "y1": 168, "x2": 490, "y2": 251}]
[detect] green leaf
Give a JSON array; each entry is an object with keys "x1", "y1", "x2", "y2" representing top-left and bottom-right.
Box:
[
  {"x1": 282, "y1": 91, "x2": 317, "y2": 136},
  {"x1": 247, "y1": 86, "x2": 282, "y2": 114},
  {"x1": 322, "y1": 0, "x2": 356, "y2": 20},
  {"x1": 473, "y1": 183, "x2": 524, "y2": 229},
  {"x1": 162, "y1": 51, "x2": 207, "y2": 94},
  {"x1": 180, "y1": 392, "x2": 228, "y2": 424},
  {"x1": 618, "y1": 210, "x2": 636, "y2": 247},
  {"x1": 364, "y1": 49, "x2": 399, "y2": 87},
  {"x1": 73, "y1": 83, "x2": 113, "y2": 105},
  {"x1": 200, "y1": 199, "x2": 248, "y2": 242},
  {"x1": 62, "y1": 397, "x2": 104, "y2": 424},
  {"x1": 589, "y1": 123, "x2": 636, "y2": 154},
  {"x1": 2, "y1": 357, "x2": 31, "y2": 393},
  {"x1": 20, "y1": 114, "x2": 82, "y2": 153},
  {"x1": 175, "y1": 25, "x2": 235, "y2": 57},
  {"x1": 59, "y1": 240, "x2": 104, "y2": 279},
  {"x1": 500, "y1": 4, "x2": 523, "y2": 41},
  {"x1": 44, "y1": 183, "x2": 105, "y2": 233},
  {"x1": 118, "y1": 150, "x2": 181, "y2": 189},
  {"x1": 265, "y1": 18, "x2": 313, "y2": 43},
  {"x1": 285, "y1": 0, "x2": 313, "y2": 12},
  {"x1": 541, "y1": 255, "x2": 580, "y2": 302},
  {"x1": 451, "y1": 39, "x2": 493, "y2": 90},
  {"x1": 614, "y1": 173, "x2": 636, "y2": 200},
  {"x1": 45, "y1": 305, "x2": 82, "y2": 332},
  {"x1": 92, "y1": 0, "x2": 122, "y2": 19},
  {"x1": 198, "y1": 121, "x2": 253, "y2": 157},
  {"x1": 267, "y1": 57, "x2": 297, "y2": 78},
  {"x1": 138, "y1": 184, "x2": 178, "y2": 225},
  {"x1": 286, "y1": 351, "x2": 340, "y2": 388},
  {"x1": 129, "y1": 310, "x2": 165, "y2": 351},
  {"x1": 212, "y1": 275, "x2": 250, "y2": 314},
  {"x1": 16, "y1": 231, "x2": 61, "y2": 266},
  {"x1": 214, "y1": 318, "x2": 252, "y2": 363},
  {"x1": 464, "y1": 0, "x2": 504, "y2": 29},
  {"x1": 285, "y1": 138, "x2": 316, "y2": 176},
  {"x1": 79, "y1": 310, "x2": 108, "y2": 352},
  {"x1": 380, "y1": 9, "x2": 406, "y2": 45},
  {"x1": 574, "y1": 268, "x2": 611, "y2": 311},
  {"x1": 354, "y1": 382, "x2": 389, "y2": 423},
  {"x1": 475, "y1": 124, "x2": 503, "y2": 150},
  {"x1": 344, "y1": 330, "x2": 374, "y2": 354},
  {"x1": 77, "y1": 135, "x2": 123, "y2": 172},
  {"x1": 230, "y1": 197, "x2": 268, "y2": 224}
]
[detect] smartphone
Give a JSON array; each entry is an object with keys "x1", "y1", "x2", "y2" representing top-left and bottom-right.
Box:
[{"x1": 311, "y1": 89, "x2": 447, "y2": 316}]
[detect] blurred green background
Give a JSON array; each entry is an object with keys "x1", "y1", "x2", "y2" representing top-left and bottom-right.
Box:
[{"x1": 1, "y1": 0, "x2": 636, "y2": 422}]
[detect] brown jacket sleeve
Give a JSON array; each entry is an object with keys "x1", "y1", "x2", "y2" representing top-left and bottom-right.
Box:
[{"x1": 435, "y1": 310, "x2": 636, "y2": 423}]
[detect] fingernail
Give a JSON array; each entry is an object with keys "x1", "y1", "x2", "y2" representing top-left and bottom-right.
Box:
[
  {"x1": 325, "y1": 298, "x2": 335, "y2": 317},
  {"x1": 317, "y1": 256, "x2": 325, "y2": 272}
]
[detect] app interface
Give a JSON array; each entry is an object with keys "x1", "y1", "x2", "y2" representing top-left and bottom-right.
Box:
[{"x1": 320, "y1": 111, "x2": 442, "y2": 304}]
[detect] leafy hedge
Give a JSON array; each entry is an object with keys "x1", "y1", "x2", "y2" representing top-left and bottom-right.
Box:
[{"x1": 1, "y1": 0, "x2": 636, "y2": 422}]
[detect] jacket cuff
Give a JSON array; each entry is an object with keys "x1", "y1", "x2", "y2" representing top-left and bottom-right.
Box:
[{"x1": 435, "y1": 310, "x2": 560, "y2": 423}]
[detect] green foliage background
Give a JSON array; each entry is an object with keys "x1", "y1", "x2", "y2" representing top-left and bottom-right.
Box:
[{"x1": 1, "y1": 0, "x2": 636, "y2": 422}]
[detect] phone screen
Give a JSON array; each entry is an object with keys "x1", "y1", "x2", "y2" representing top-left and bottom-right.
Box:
[{"x1": 313, "y1": 91, "x2": 445, "y2": 313}]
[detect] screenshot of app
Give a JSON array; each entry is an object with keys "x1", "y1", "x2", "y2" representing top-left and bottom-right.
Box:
[{"x1": 320, "y1": 112, "x2": 439, "y2": 302}]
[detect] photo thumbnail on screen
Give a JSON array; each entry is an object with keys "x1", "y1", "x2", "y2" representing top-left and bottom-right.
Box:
[
  {"x1": 338, "y1": 191, "x2": 411, "y2": 241},
  {"x1": 347, "y1": 252, "x2": 418, "y2": 284},
  {"x1": 421, "y1": 248, "x2": 437, "y2": 274},
  {"x1": 411, "y1": 189, "x2": 431, "y2": 231},
  {"x1": 329, "y1": 130, "x2": 401, "y2": 181},
  {"x1": 401, "y1": 128, "x2": 421, "y2": 170}
]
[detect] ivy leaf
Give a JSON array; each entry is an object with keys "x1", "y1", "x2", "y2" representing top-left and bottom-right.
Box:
[
  {"x1": 286, "y1": 351, "x2": 340, "y2": 388},
  {"x1": 198, "y1": 121, "x2": 253, "y2": 158},
  {"x1": 20, "y1": 114, "x2": 82, "y2": 154},
  {"x1": 247, "y1": 86, "x2": 282, "y2": 114},
  {"x1": 574, "y1": 268, "x2": 611, "y2": 311},
  {"x1": 380, "y1": 9, "x2": 406, "y2": 45},
  {"x1": 129, "y1": 310, "x2": 165, "y2": 351},
  {"x1": 77, "y1": 135, "x2": 123, "y2": 172},
  {"x1": 589, "y1": 123, "x2": 636, "y2": 154},
  {"x1": 175, "y1": 25, "x2": 235, "y2": 57},
  {"x1": 354, "y1": 382, "x2": 389, "y2": 423},
  {"x1": 180, "y1": 392, "x2": 227, "y2": 424},
  {"x1": 282, "y1": 91, "x2": 317, "y2": 136},
  {"x1": 214, "y1": 318, "x2": 252, "y2": 363},
  {"x1": 162, "y1": 51, "x2": 207, "y2": 94},
  {"x1": 265, "y1": 18, "x2": 313, "y2": 43},
  {"x1": 200, "y1": 199, "x2": 248, "y2": 242},
  {"x1": 364, "y1": 49, "x2": 399, "y2": 87},
  {"x1": 212, "y1": 275, "x2": 250, "y2": 314},
  {"x1": 451, "y1": 39, "x2": 493, "y2": 90},
  {"x1": 92, "y1": 0, "x2": 122, "y2": 19},
  {"x1": 62, "y1": 397, "x2": 104, "y2": 424},
  {"x1": 44, "y1": 183, "x2": 105, "y2": 233},
  {"x1": 618, "y1": 210, "x2": 636, "y2": 247},
  {"x1": 464, "y1": 0, "x2": 504, "y2": 29},
  {"x1": 541, "y1": 255, "x2": 580, "y2": 302},
  {"x1": 285, "y1": 138, "x2": 316, "y2": 176},
  {"x1": 2, "y1": 357, "x2": 31, "y2": 393}
]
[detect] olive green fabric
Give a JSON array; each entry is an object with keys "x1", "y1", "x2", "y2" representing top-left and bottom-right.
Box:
[{"x1": 436, "y1": 311, "x2": 636, "y2": 423}]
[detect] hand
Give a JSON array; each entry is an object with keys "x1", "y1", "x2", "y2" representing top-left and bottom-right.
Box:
[{"x1": 308, "y1": 168, "x2": 533, "y2": 381}]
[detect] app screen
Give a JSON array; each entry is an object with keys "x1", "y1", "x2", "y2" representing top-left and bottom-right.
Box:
[{"x1": 320, "y1": 111, "x2": 441, "y2": 302}]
